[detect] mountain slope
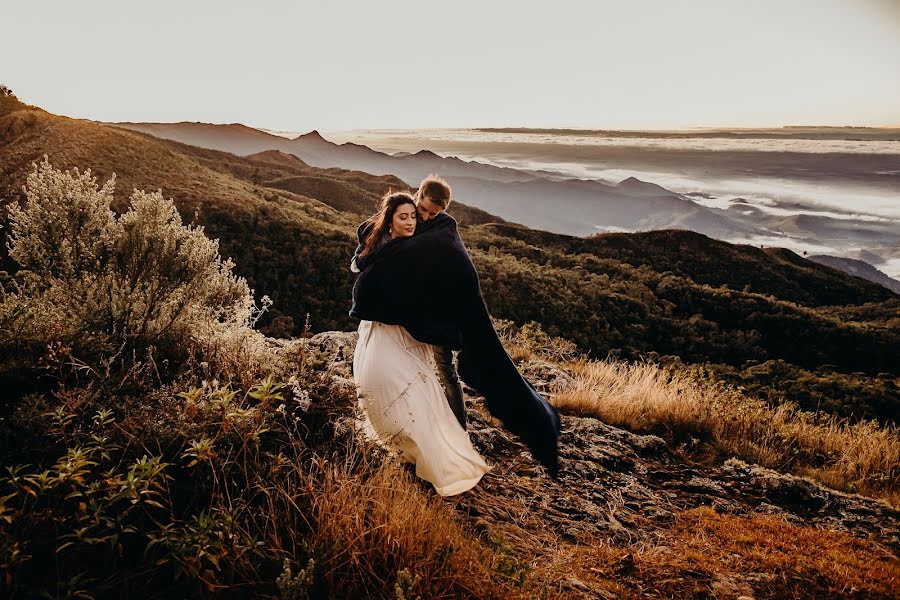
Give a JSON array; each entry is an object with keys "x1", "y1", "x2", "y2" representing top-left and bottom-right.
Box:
[
  {"x1": 807, "y1": 254, "x2": 900, "y2": 294},
  {"x1": 470, "y1": 224, "x2": 896, "y2": 307},
  {"x1": 2, "y1": 99, "x2": 897, "y2": 423},
  {"x1": 305, "y1": 331, "x2": 900, "y2": 598},
  {"x1": 0, "y1": 100, "x2": 360, "y2": 332},
  {"x1": 109, "y1": 120, "x2": 752, "y2": 238}
]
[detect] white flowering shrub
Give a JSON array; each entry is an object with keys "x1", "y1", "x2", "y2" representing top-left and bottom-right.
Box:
[
  {"x1": 2, "y1": 159, "x2": 259, "y2": 368},
  {"x1": 7, "y1": 158, "x2": 116, "y2": 283}
]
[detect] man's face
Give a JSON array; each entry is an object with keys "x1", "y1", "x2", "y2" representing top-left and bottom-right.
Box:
[{"x1": 416, "y1": 196, "x2": 444, "y2": 222}]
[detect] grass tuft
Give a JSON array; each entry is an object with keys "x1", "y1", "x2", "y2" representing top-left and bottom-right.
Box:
[{"x1": 552, "y1": 358, "x2": 900, "y2": 506}]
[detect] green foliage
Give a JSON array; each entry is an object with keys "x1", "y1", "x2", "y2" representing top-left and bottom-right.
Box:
[
  {"x1": 1, "y1": 347, "x2": 523, "y2": 598},
  {"x1": 1, "y1": 159, "x2": 263, "y2": 386},
  {"x1": 7, "y1": 159, "x2": 117, "y2": 281},
  {"x1": 487, "y1": 536, "x2": 531, "y2": 587},
  {"x1": 0, "y1": 409, "x2": 171, "y2": 596},
  {"x1": 481, "y1": 224, "x2": 894, "y2": 307},
  {"x1": 394, "y1": 568, "x2": 421, "y2": 600},
  {"x1": 147, "y1": 507, "x2": 266, "y2": 589},
  {"x1": 201, "y1": 200, "x2": 356, "y2": 334},
  {"x1": 276, "y1": 558, "x2": 315, "y2": 600},
  {"x1": 182, "y1": 436, "x2": 218, "y2": 466},
  {"x1": 0, "y1": 366, "x2": 321, "y2": 598},
  {"x1": 694, "y1": 359, "x2": 900, "y2": 424},
  {"x1": 249, "y1": 376, "x2": 287, "y2": 410},
  {"x1": 458, "y1": 226, "x2": 899, "y2": 424},
  {"x1": 494, "y1": 318, "x2": 581, "y2": 363}
]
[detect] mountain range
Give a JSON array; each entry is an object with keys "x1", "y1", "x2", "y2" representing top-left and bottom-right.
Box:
[
  {"x1": 808, "y1": 254, "x2": 900, "y2": 294},
  {"x1": 109, "y1": 120, "x2": 900, "y2": 293},
  {"x1": 1, "y1": 94, "x2": 897, "y2": 425},
  {"x1": 109, "y1": 120, "x2": 756, "y2": 239}
]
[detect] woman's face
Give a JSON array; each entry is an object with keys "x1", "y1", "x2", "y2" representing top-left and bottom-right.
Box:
[{"x1": 391, "y1": 203, "x2": 417, "y2": 239}]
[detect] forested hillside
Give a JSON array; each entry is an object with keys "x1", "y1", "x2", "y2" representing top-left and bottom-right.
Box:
[
  {"x1": 2, "y1": 96, "x2": 896, "y2": 423},
  {"x1": 1, "y1": 93, "x2": 897, "y2": 598}
]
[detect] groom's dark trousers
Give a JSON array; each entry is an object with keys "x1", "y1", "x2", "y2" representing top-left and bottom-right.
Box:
[{"x1": 433, "y1": 345, "x2": 467, "y2": 430}]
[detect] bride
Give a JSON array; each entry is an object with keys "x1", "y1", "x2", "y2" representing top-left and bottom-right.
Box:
[{"x1": 351, "y1": 191, "x2": 490, "y2": 496}]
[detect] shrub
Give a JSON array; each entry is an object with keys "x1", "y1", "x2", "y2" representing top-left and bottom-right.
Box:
[
  {"x1": 493, "y1": 318, "x2": 580, "y2": 364},
  {"x1": 1, "y1": 159, "x2": 260, "y2": 375}
]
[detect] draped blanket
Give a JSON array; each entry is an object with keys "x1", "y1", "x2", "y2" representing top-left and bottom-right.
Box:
[{"x1": 350, "y1": 214, "x2": 561, "y2": 475}]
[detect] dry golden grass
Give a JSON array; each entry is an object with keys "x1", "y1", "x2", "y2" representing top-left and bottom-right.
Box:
[
  {"x1": 246, "y1": 437, "x2": 900, "y2": 599},
  {"x1": 253, "y1": 440, "x2": 545, "y2": 599},
  {"x1": 532, "y1": 506, "x2": 900, "y2": 599},
  {"x1": 551, "y1": 359, "x2": 900, "y2": 507},
  {"x1": 303, "y1": 451, "x2": 500, "y2": 597}
]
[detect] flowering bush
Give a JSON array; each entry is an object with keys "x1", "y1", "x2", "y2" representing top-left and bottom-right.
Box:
[{"x1": 2, "y1": 159, "x2": 259, "y2": 370}]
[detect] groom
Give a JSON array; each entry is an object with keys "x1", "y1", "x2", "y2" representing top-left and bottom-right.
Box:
[{"x1": 350, "y1": 174, "x2": 469, "y2": 431}]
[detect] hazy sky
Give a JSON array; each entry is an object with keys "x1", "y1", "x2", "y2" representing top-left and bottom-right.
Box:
[{"x1": 4, "y1": 0, "x2": 900, "y2": 131}]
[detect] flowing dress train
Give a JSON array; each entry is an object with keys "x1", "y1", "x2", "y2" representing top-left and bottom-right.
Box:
[{"x1": 353, "y1": 320, "x2": 490, "y2": 496}]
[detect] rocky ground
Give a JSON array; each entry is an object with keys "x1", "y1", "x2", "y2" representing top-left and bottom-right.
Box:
[{"x1": 292, "y1": 331, "x2": 900, "y2": 599}]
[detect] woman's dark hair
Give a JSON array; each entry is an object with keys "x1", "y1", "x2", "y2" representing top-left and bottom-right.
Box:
[{"x1": 359, "y1": 190, "x2": 417, "y2": 259}]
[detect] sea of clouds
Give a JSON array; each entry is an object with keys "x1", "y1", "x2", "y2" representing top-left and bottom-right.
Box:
[{"x1": 299, "y1": 128, "x2": 900, "y2": 277}]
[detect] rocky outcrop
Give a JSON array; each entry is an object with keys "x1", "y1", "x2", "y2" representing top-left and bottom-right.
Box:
[
  {"x1": 286, "y1": 331, "x2": 900, "y2": 597},
  {"x1": 298, "y1": 331, "x2": 899, "y2": 546},
  {"x1": 458, "y1": 408, "x2": 900, "y2": 552}
]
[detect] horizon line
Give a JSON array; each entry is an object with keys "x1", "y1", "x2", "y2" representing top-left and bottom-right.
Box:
[{"x1": 30, "y1": 107, "x2": 900, "y2": 137}]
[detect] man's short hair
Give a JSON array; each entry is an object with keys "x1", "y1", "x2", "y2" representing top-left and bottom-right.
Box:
[{"x1": 416, "y1": 174, "x2": 452, "y2": 209}]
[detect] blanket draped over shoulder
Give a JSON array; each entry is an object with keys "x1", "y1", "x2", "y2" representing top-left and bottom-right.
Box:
[{"x1": 349, "y1": 214, "x2": 561, "y2": 474}]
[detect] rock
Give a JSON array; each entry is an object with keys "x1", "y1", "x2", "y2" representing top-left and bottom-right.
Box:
[
  {"x1": 519, "y1": 359, "x2": 577, "y2": 394},
  {"x1": 711, "y1": 572, "x2": 755, "y2": 598},
  {"x1": 267, "y1": 330, "x2": 356, "y2": 380},
  {"x1": 306, "y1": 330, "x2": 358, "y2": 378},
  {"x1": 299, "y1": 331, "x2": 900, "y2": 569},
  {"x1": 682, "y1": 476, "x2": 728, "y2": 496},
  {"x1": 629, "y1": 432, "x2": 669, "y2": 456}
]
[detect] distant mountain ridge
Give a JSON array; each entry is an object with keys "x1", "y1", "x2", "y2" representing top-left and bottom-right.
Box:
[
  {"x1": 807, "y1": 254, "x2": 900, "y2": 294},
  {"x1": 108, "y1": 120, "x2": 755, "y2": 239},
  {"x1": 474, "y1": 126, "x2": 900, "y2": 141}
]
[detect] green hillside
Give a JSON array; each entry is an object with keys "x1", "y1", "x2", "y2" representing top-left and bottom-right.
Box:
[
  {"x1": 1, "y1": 100, "x2": 896, "y2": 423},
  {"x1": 1, "y1": 94, "x2": 898, "y2": 598}
]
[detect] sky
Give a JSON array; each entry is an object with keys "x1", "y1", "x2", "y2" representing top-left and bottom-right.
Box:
[{"x1": 3, "y1": 0, "x2": 900, "y2": 131}]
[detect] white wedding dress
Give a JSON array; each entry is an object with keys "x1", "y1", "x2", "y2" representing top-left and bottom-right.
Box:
[{"x1": 353, "y1": 320, "x2": 490, "y2": 496}]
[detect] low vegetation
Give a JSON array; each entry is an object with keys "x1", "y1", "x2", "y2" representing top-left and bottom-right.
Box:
[
  {"x1": 554, "y1": 358, "x2": 899, "y2": 506},
  {"x1": 1, "y1": 159, "x2": 264, "y2": 384},
  {"x1": 497, "y1": 321, "x2": 900, "y2": 507},
  {"x1": 0, "y1": 163, "x2": 526, "y2": 597},
  {"x1": 2, "y1": 98, "x2": 897, "y2": 427},
  {"x1": 533, "y1": 506, "x2": 899, "y2": 599},
  {"x1": 2, "y1": 159, "x2": 897, "y2": 597},
  {"x1": 466, "y1": 226, "x2": 899, "y2": 425}
]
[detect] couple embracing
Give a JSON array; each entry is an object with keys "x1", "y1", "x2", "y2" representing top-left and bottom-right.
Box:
[{"x1": 350, "y1": 175, "x2": 561, "y2": 496}]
